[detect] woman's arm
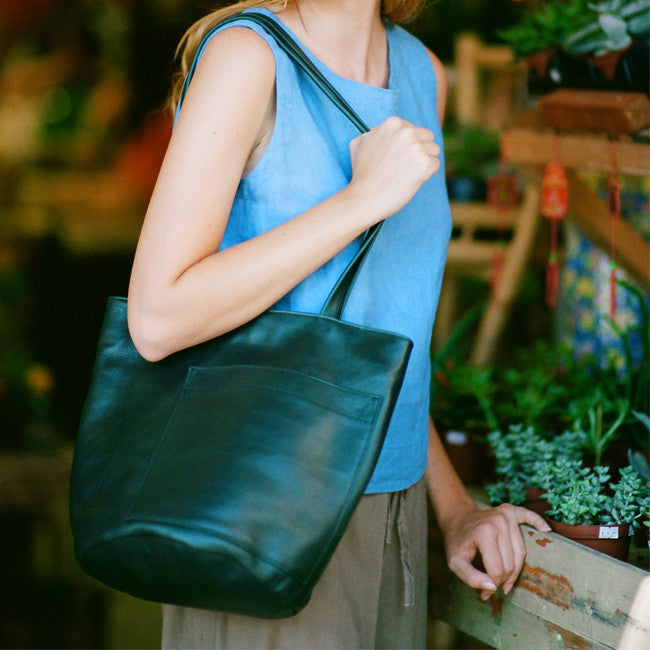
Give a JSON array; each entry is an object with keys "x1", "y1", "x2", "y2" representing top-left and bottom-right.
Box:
[
  {"x1": 425, "y1": 418, "x2": 551, "y2": 600},
  {"x1": 425, "y1": 47, "x2": 448, "y2": 126},
  {"x1": 128, "y1": 28, "x2": 441, "y2": 361},
  {"x1": 423, "y1": 47, "x2": 549, "y2": 599}
]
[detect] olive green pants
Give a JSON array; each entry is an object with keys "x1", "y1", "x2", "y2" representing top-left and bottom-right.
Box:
[{"x1": 161, "y1": 477, "x2": 428, "y2": 649}]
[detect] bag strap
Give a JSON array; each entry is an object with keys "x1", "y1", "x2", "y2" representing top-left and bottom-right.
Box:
[{"x1": 179, "y1": 11, "x2": 384, "y2": 320}]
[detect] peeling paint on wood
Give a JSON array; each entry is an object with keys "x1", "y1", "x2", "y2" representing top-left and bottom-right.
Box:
[
  {"x1": 490, "y1": 594, "x2": 505, "y2": 617},
  {"x1": 570, "y1": 596, "x2": 629, "y2": 629},
  {"x1": 545, "y1": 621, "x2": 594, "y2": 649},
  {"x1": 430, "y1": 510, "x2": 649, "y2": 648},
  {"x1": 518, "y1": 564, "x2": 574, "y2": 611}
]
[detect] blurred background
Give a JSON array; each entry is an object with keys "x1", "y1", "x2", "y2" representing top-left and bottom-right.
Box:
[{"x1": 0, "y1": 1, "x2": 647, "y2": 648}]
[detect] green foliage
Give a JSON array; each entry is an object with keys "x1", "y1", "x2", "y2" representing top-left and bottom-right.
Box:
[
  {"x1": 442, "y1": 125, "x2": 500, "y2": 179},
  {"x1": 566, "y1": 389, "x2": 630, "y2": 466},
  {"x1": 565, "y1": 0, "x2": 650, "y2": 55},
  {"x1": 497, "y1": 0, "x2": 593, "y2": 57},
  {"x1": 544, "y1": 463, "x2": 647, "y2": 525},
  {"x1": 485, "y1": 426, "x2": 585, "y2": 505},
  {"x1": 605, "y1": 279, "x2": 650, "y2": 450},
  {"x1": 497, "y1": 0, "x2": 649, "y2": 58}
]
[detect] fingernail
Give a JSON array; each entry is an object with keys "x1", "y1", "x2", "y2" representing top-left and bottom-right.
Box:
[
  {"x1": 481, "y1": 581, "x2": 496, "y2": 591},
  {"x1": 542, "y1": 523, "x2": 552, "y2": 532},
  {"x1": 504, "y1": 583, "x2": 512, "y2": 594}
]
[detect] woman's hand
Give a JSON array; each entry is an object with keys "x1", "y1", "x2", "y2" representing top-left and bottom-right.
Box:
[
  {"x1": 440, "y1": 502, "x2": 551, "y2": 601},
  {"x1": 425, "y1": 419, "x2": 551, "y2": 600},
  {"x1": 347, "y1": 116, "x2": 441, "y2": 222}
]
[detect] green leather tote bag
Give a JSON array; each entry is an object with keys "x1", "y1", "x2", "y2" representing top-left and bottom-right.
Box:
[{"x1": 69, "y1": 12, "x2": 413, "y2": 619}]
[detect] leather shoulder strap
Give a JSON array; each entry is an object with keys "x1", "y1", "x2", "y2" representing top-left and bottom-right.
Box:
[{"x1": 180, "y1": 11, "x2": 384, "y2": 320}]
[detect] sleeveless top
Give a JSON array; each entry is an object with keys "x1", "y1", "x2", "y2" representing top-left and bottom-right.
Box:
[{"x1": 184, "y1": 8, "x2": 452, "y2": 493}]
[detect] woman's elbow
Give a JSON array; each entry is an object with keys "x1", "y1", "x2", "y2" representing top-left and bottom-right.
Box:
[{"x1": 127, "y1": 303, "x2": 174, "y2": 363}]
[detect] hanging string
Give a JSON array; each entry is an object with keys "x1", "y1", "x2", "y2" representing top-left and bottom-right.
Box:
[
  {"x1": 541, "y1": 134, "x2": 568, "y2": 308},
  {"x1": 607, "y1": 138, "x2": 621, "y2": 320},
  {"x1": 486, "y1": 149, "x2": 519, "y2": 300}
]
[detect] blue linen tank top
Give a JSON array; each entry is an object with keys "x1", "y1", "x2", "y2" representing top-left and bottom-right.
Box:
[{"x1": 186, "y1": 8, "x2": 452, "y2": 493}]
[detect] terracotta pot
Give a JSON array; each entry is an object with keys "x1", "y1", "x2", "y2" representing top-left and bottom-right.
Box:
[
  {"x1": 522, "y1": 487, "x2": 551, "y2": 518},
  {"x1": 590, "y1": 46, "x2": 630, "y2": 81},
  {"x1": 548, "y1": 519, "x2": 632, "y2": 561},
  {"x1": 526, "y1": 47, "x2": 558, "y2": 78}
]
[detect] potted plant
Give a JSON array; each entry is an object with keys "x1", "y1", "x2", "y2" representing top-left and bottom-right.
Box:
[
  {"x1": 543, "y1": 463, "x2": 646, "y2": 560},
  {"x1": 498, "y1": 0, "x2": 591, "y2": 70},
  {"x1": 564, "y1": 0, "x2": 650, "y2": 82},
  {"x1": 497, "y1": 0, "x2": 595, "y2": 88},
  {"x1": 566, "y1": 390, "x2": 630, "y2": 467},
  {"x1": 485, "y1": 425, "x2": 585, "y2": 515}
]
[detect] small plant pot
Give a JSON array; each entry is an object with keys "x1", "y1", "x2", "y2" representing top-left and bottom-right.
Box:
[
  {"x1": 526, "y1": 47, "x2": 559, "y2": 78},
  {"x1": 590, "y1": 46, "x2": 630, "y2": 82},
  {"x1": 522, "y1": 488, "x2": 551, "y2": 519},
  {"x1": 548, "y1": 520, "x2": 632, "y2": 561}
]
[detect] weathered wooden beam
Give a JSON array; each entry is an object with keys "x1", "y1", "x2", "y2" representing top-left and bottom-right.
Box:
[
  {"x1": 501, "y1": 108, "x2": 649, "y2": 176},
  {"x1": 430, "y1": 523, "x2": 650, "y2": 649},
  {"x1": 566, "y1": 171, "x2": 650, "y2": 288}
]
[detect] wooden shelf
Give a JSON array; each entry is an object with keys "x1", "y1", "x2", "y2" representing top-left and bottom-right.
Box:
[
  {"x1": 501, "y1": 107, "x2": 650, "y2": 176},
  {"x1": 500, "y1": 106, "x2": 650, "y2": 288}
]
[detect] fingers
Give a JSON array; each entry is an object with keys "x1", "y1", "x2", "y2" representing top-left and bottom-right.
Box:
[
  {"x1": 346, "y1": 115, "x2": 442, "y2": 220},
  {"x1": 503, "y1": 516, "x2": 527, "y2": 594},
  {"x1": 515, "y1": 505, "x2": 552, "y2": 533},
  {"x1": 446, "y1": 504, "x2": 543, "y2": 601}
]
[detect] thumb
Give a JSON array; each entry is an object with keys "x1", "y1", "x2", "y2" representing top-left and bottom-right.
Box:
[{"x1": 448, "y1": 555, "x2": 497, "y2": 593}]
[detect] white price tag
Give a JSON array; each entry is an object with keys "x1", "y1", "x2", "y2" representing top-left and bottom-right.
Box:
[
  {"x1": 598, "y1": 526, "x2": 619, "y2": 539},
  {"x1": 446, "y1": 430, "x2": 468, "y2": 445}
]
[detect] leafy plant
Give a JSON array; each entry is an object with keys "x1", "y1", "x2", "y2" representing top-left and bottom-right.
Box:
[
  {"x1": 628, "y1": 447, "x2": 650, "y2": 530},
  {"x1": 430, "y1": 303, "x2": 496, "y2": 434},
  {"x1": 605, "y1": 279, "x2": 650, "y2": 450},
  {"x1": 497, "y1": 0, "x2": 594, "y2": 57},
  {"x1": 565, "y1": 0, "x2": 650, "y2": 55},
  {"x1": 566, "y1": 389, "x2": 630, "y2": 466},
  {"x1": 485, "y1": 425, "x2": 585, "y2": 505},
  {"x1": 544, "y1": 463, "x2": 647, "y2": 525}
]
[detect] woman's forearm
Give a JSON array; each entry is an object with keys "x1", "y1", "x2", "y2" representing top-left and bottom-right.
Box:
[
  {"x1": 425, "y1": 417, "x2": 477, "y2": 531},
  {"x1": 128, "y1": 183, "x2": 374, "y2": 361}
]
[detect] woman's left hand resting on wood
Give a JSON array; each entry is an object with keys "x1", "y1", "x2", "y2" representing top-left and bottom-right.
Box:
[{"x1": 426, "y1": 417, "x2": 551, "y2": 601}]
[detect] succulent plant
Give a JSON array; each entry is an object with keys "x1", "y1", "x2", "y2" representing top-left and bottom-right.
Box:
[
  {"x1": 565, "y1": 0, "x2": 650, "y2": 56},
  {"x1": 544, "y1": 463, "x2": 647, "y2": 525}
]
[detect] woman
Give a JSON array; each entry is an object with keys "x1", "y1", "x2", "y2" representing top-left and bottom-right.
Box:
[{"x1": 127, "y1": 0, "x2": 550, "y2": 647}]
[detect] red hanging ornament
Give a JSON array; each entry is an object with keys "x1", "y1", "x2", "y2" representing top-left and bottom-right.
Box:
[
  {"x1": 486, "y1": 165, "x2": 520, "y2": 298},
  {"x1": 607, "y1": 140, "x2": 621, "y2": 320},
  {"x1": 540, "y1": 137, "x2": 568, "y2": 308}
]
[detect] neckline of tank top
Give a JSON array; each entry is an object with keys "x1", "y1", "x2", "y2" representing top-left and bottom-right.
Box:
[{"x1": 242, "y1": 8, "x2": 399, "y2": 98}]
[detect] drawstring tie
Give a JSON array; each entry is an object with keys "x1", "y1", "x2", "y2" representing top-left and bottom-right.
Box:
[{"x1": 385, "y1": 488, "x2": 415, "y2": 607}]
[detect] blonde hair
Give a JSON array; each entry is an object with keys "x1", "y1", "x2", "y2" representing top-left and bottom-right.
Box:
[{"x1": 168, "y1": 0, "x2": 425, "y2": 114}]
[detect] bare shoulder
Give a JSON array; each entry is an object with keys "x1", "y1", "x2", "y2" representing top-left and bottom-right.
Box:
[
  {"x1": 424, "y1": 46, "x2": 448, "y2": 125},
  {"x1": 190, "y1": 26, "x2": 276, "y2": 93},
  {"x1": 172, "y1": 25, "x2": 277, "y2": 153}
]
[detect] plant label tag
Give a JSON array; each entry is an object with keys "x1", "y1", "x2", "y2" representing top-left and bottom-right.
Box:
[
  {"x1": 598, "y1": 526, "x2": 619, "y2": 539},
  {"x1": 446, "y1": 431, "x2": 468, "y2": 445}
]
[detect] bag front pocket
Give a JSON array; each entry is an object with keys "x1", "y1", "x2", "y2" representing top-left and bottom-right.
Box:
[{"x1": 128, "y1": 364, "x2": 382, "y2": 577}]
